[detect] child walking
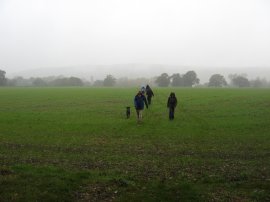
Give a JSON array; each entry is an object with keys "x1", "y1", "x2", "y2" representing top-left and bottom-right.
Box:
[{"x1": 167, "y1": 92, "x2": 177, "y2": 120}]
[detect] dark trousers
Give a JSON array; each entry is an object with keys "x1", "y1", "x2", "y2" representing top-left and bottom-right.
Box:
[
  {"x1": 147, "y1": 96, "x2": 152, "y2": 105},
  {"x1": 169, "y1": 107, "x2": 175, "y2": 120}
]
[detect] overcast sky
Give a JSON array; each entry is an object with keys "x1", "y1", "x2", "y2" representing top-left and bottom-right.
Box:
[{"x1": 0, "y1": 0, "x2": 270, "y2": 79}]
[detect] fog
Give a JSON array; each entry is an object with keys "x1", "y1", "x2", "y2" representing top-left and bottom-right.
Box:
[{"x1": 1, "y1": 0, "x2": 270, "y2": 82}]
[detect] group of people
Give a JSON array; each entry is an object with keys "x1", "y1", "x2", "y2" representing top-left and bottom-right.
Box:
[{"x1": 132, "y1": 84, "x2": 178, "y2": 123}]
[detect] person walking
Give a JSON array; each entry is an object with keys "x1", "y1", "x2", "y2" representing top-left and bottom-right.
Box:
[
  {"x1": 167, "y1": 92, "x2": 177, "y2": 120},
  {"x1": 140, "y1": 85, "x2": 146, "y2": 94},
  {"x1": 145, "y1": 84, "x2": 154, "y2": 105},
  {"x1": 134, "y1": 91, "x2": 148, "y2": 123}
]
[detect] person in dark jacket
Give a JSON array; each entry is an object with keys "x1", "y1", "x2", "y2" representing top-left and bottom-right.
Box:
[
  {"x1": 145, "y1": 84, "x2": 154, "y2": 105},
  {"x1": 134, "y1": 91, "x2": 148, "y2": 122},
  {"x1": 167, "y1": 92, "x2": 177, "y2": 120}
]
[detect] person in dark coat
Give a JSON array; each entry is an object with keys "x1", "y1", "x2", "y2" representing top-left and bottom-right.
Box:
[
  {"x1": 145, "y1": 84, "x2": 154, "y2": 105},
  {"x1": 167, "y1": 92, "x2": 177, "y2": 120},
  {"x1": 134, "y1": 91, "x2": 148, "y2": 122}
]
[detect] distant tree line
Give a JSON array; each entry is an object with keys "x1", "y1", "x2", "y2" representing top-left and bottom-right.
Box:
[
  {"x1": 155, "y1": 71, "x2": 270, "y2": 88},
  {"x1": 155, "y1": 71, "x2": 200, "y2": 87},
  {"x1": 0, "y1": 69, "x2": 7, "y2": 86},
  {"x1": 1, "y1": 69, "x2": 270, "y2": 88},
  {"x1": 5, "y1": 76, "x2": 85, "y2": 87}
]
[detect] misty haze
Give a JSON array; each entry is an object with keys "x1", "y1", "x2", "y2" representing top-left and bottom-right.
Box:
[{"x1": 1, "y1": 0, "x2": 270, "y2": 84}]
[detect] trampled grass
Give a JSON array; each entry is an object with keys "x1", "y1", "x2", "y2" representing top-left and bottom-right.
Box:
[{"x1": 0, "y1": 87, "x2": 269, "y2": 201}]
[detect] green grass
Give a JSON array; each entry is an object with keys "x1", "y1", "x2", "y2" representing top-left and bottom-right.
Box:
[{"x1": 0, "y1": 87, "x2": 269, "y2": 201}]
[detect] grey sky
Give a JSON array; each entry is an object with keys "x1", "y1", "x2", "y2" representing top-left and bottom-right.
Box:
[{"x1": 0, "y1": 0, "x2": 270, "y2": 79}]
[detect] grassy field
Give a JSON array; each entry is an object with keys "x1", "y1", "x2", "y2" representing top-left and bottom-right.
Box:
[{"x1": 0, "y1": 87, "x2": 269, "y2": 201}]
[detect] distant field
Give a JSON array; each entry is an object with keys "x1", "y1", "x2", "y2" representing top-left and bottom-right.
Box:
[{"x1": 0, "y1": 87, "x2": 269, "y2": 201}]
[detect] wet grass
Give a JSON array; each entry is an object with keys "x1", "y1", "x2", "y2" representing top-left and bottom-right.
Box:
[{"x1": 0, "y1": 87, "x2": 270, "y2": 201}]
